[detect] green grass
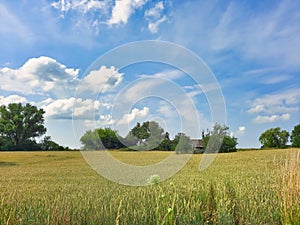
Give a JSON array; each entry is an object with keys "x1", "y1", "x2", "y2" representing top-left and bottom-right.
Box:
[{"x1": 0, "y1": 149, "x2": 299, "y2": 224}]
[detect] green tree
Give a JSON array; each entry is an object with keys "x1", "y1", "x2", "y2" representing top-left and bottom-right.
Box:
[
  {"x1": 80, "y1": 130, "x2": 101, "y2": 150},
  {"x1": 0, "y1": 103, "x2": 46, "y2": 150},
  {"x1": 158, "y1": 132, "x2": 173, "y2": 151},
  {"x1": 202, "y1": 123, "x2": 237, "y2": 153},
  {"x1": 126, "y1": 121, "x2": 165, "y2": 150},
  {"x1": 173, "y1": 132, "x2": 192, "y2": 154},
  {"x1": 97, "y1": 128, "x2": 124, "y2": 149},
  {"x1": 80, "y1": 128, "x2": 124, "y2": 150},
  {"x1": 259, "y1": 127, "x2": 289, "y2": 148},
  {"x1": 290, "y1": 124, "x2": 300, "y2": 147}
]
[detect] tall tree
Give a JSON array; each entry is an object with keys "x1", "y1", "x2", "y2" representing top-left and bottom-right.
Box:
[
  {"x1": 291, "y1": 124, "x2": 300, "y2": 147},
  {"x1": 202, "y1": 123, "x2": 238, "y2": 153},
  {"x1": 0, "y1": 103, "x2": 46, "y2": 149},
  {"x1": 127, "y1": 121, "x2": 165, "y2": 149},
  {"x1": 259, "y1": 127, "x2": 289, "y2": 148}
]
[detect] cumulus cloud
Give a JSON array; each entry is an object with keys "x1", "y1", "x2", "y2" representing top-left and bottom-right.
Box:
[
  {"x1": 117, "y1": 107, "x2": 149, "y2": 125},
  {"x1": 254, "y1": 113, "x2": 291, "y2": 124},
  {"x1": 0, "y1": 95, "x2": 28, "y2": 106},
  {"x1": 0, "y1": 56, "x2": 79, "y2": 97},
  {"x1": 84, "y1": 114, "x2": 115, "y2": 128},
  {"x1": 99, "y1": 114, "x2": 115, "y2": 125},
  {"x1": 39, "y1": 97, "x2": 110, "y2": 119},
  {"x1": 77, "y1": 66, "x2": 123, "y2": 94},
  {"x1": 145, "y1": 1, "x2": 166, "y2": 33},
  {"x1": 107, "y1": 0, "x2": 147, "y2": 25}
]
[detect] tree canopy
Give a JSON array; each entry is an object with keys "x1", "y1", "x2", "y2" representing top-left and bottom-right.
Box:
[
  {"x1": 290, "y1": 124, "x2": 300, "y2": 147},
  {"x1": 202, "y1": 123, "x2": 238, "y2": 153},
  {"x1": 80, "y1": 128, "x2": 124, "y2": 150},
  {"x1": 0, "y1": 103, "x2": 47, "y2": 150},
  {"x1": 126, "y1": 121, "x2": 165, "y2": 150},
  {"x1": 259, "y1": 127, "x2": 289, "y2": 148}
]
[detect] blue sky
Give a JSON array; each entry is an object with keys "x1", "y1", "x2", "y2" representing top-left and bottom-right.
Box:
[{"x1": 0, "y1": 0, "x2": 299, "y2": 148}]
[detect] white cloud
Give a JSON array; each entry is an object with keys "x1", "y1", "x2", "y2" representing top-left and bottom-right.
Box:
[
  {"x1": 51, "y1": 0, "x2": 111, "y2": 35},
  {"x1": 84, "y1": 114, "x2": 116, "y2": 128},
  {"x1": 254, "y1": 113, "x2": 291, "y2": 124},
  {"x1": 77, "y1": 66, "x2": 123, "y2": 94},
  {"x1": 145, "y1": 1, "x2": 163, "y2": 19},
  {"x1": 40, "y1": 97, "x2": 109, "y2": 119},
  {"x1": 231, "y1": 126, "x2": 246, "y2": 137},
  {"x1": 51, "y1": 0, "x2": 108, "y2": 14},
  {"x1": 248, "y1": 88, "x2": 300, "y2": 115},
  {"x1": 139, "y1": 70, "x2": 184, "y2": 80},
  {"x1": 107, "y1": 0, "x2": 147, "y2": 25},
  {"x1": 148, "y1": 15, "x2": 166, "y2": 33},
  {"x1": 239, "y1": 126, "x2": 245, "y2": 131},
  {"x1": 0, "y1": 95, "x2": 28, "y2": 106},
  {"x1": 117, "y1": 107, "x2": 149, "y2": 125},
  {"x1": 248, "y1": 104, "x2": 265, "y2": 114},
  {"x1": 0, "y1": 56, "x2": 79, "y2": 97},
  {"x1": 237, "y1": 126, "x2": 246, "y2": 135},
  {"x1": 99, "y1": 114, "x2": 115, "y2": 125},
  {"x1": 145, "y1": 1, "x2": 166, "y2": 33}
]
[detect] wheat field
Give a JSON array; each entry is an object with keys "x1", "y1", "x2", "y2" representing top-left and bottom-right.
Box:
[{"x1": 0, "y1": 149, "x2": 299, "y2": 224}]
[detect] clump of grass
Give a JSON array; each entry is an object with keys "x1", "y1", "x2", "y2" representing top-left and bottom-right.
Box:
[
  {"x1": 205, "y1": 183, "x2": 218, "y2": 224},
  {"x1": 148, "y1": 174, "x2": 161, "y2": 186},
  {"x1": 277, "y1": 151, "x2": 300, "y2": 224}
]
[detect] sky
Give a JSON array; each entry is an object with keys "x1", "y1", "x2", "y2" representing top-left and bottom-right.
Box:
[{"x1": 0, "y1": 0, "x2": 299, "y2": 149}]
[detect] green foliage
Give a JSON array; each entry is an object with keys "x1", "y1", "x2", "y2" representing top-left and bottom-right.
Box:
[
  {"x1": 291, "y1": 124, "x2": 300, "y2": 147},
  {"x1": 259, "y1": 127, "x2": 289, "y2": 148},
  {"x1": 0, "y1": 103, "x2": 47, "y2": 150},
  {"x1": 127, "y1": 121, "x2": 165, "y2": 150},
  {"x1": 157, "y1": 132, "x2": 173, "y2": 151},
  {"x1": 202, "y1": 123, "x2": 238, "y2": 153},
  {"x1": 80, "y1": 128, "x2": 124, "y2": 150},
  {"x1": 40, "y1": 136, "x2": 67, "y2": 150},
  {"x1": 173, "y1": 132, "x2": 192, "y2": 153}
]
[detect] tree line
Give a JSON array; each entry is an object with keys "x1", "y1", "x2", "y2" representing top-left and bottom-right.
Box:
[
  {"x1": 80, "y1": 121, "x2": 239, "y2": 153},
  {"x1": 1, "y1": 102, "x2": 299, "y2": 151}
]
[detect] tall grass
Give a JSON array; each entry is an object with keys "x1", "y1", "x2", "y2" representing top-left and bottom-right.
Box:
[
  {"x1": 277, "y1": 150, "x2": 300, "y2": 225},
  {"x1": 0, "y1": 149, "x2": 299, "y2": 224}
]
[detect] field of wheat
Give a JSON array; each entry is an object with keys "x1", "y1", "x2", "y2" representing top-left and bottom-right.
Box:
[{"x1": 0, "y1": 149, "x2": 299, "y2": 225}]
